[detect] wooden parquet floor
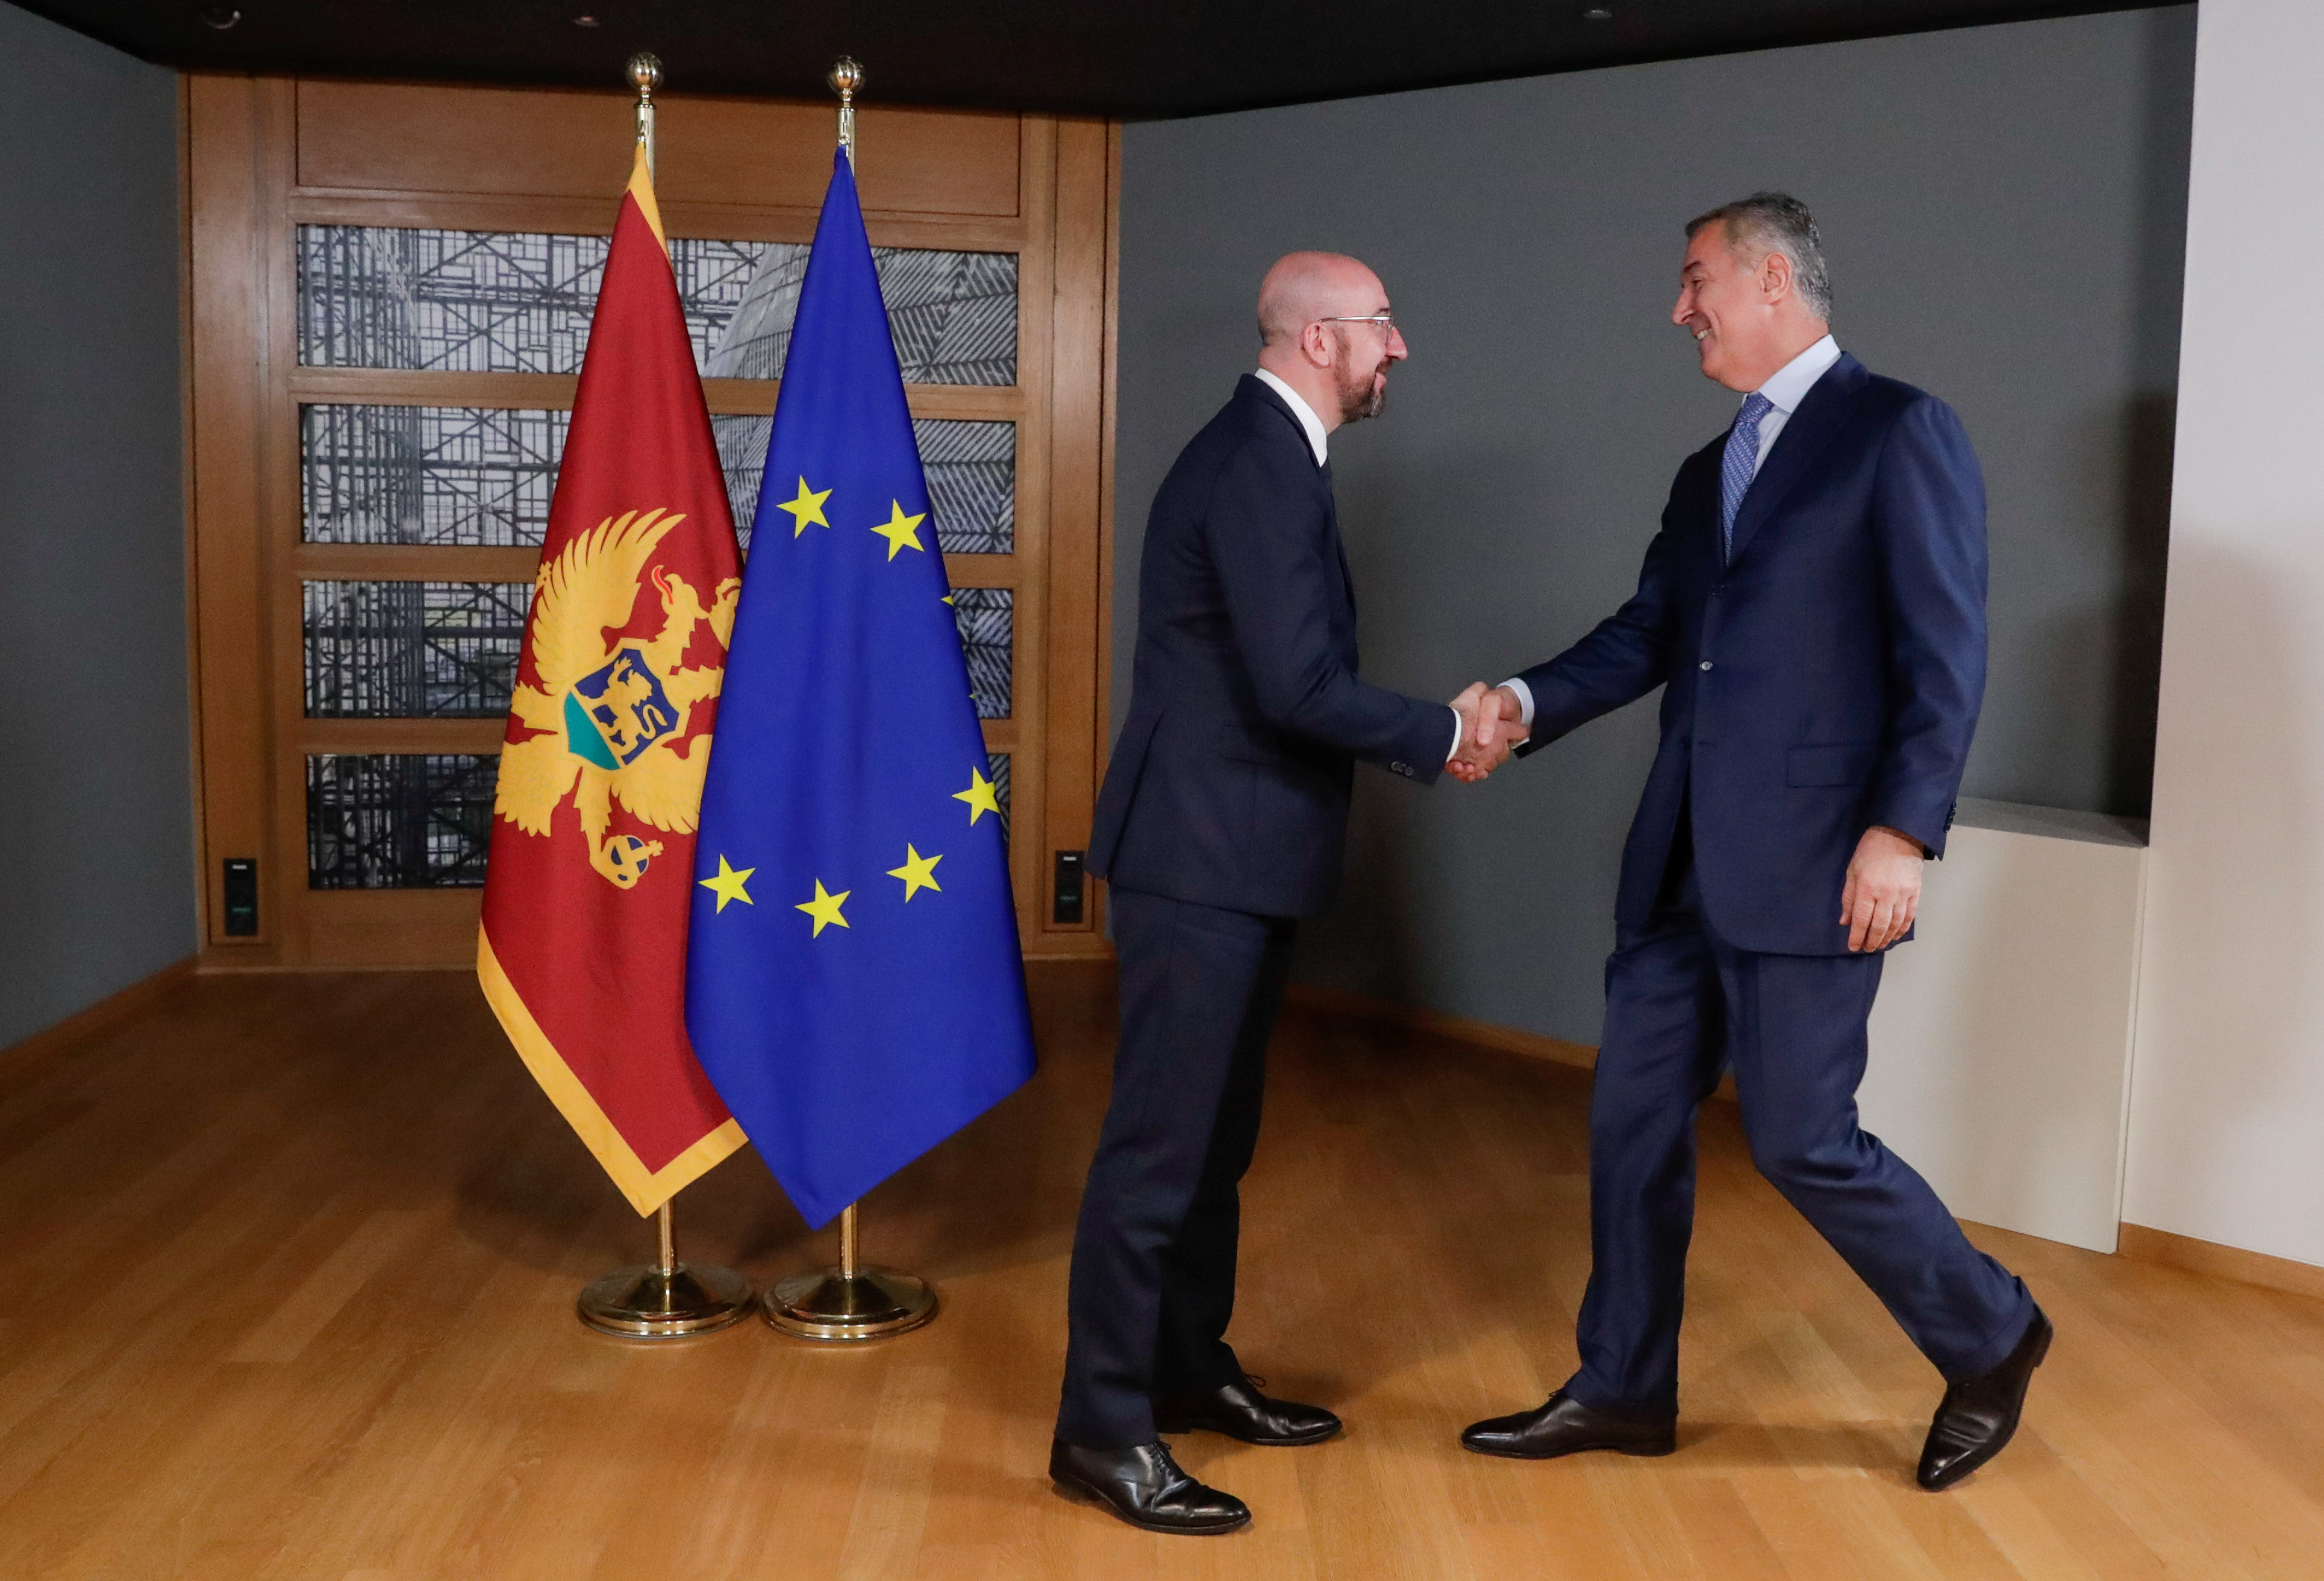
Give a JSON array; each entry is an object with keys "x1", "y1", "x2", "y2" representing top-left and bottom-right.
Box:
[{"x1": 3, "y1": 963, "x2": 2322, "y2": 1579}]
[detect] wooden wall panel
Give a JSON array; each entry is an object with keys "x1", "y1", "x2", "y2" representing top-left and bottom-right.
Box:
[
  {"x1": 1096, "y1": 124, "x2": 1121, "y2": 939},
  {"x1": 295, "y1": 82, "x2": 1019, "y2": 218},
  {"x1": 1008, "y1": 117, "x2": 1061, "y2": 950},
  {"x1": 187, "y1": 74, "x2": 1113, "y2": 970},
  {"x1": 293, "y1": 82, "x2": 631, "y2": 199},
  {"x1": 185, "y1": 75, "x2": 291, "y2": 959},
  {"x1": 280, "y1": 369, "x2": 1023, "y2": 424},
  {"x1": 665, "y1": 98, "x2": 1020, "y2": 218},
  {"x1": 302, "y1": 891, "x2": 484, "y2": 968},
  {"x1": 1037, "y1": 119, "x2": 1113, "y2": 948}
]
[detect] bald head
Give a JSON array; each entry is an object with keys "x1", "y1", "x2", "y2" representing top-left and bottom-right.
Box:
[
  {"x1": 1254, "y1": 251, "x2": 1407, "y2": 430},
  {"x1": 1257, "y1": 252, "x2": 1384, "y2": 347}
]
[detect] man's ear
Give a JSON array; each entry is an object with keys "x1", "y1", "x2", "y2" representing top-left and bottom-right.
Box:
[
  {"x1": 1302, "y1": 321, "x2": 1333, "y2": 369},
  {"x1": 1761, "y1": 248, "x2": 1793, "y2": 305}
]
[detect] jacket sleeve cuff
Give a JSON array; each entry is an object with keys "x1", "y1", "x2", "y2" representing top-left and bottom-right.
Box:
[
  {"x1": 1379, "y1": 698, "x2": 1450, "y2": 786},
  {"x1": 1869, "y1": 794, "x2": 1954, "y2": 860}
]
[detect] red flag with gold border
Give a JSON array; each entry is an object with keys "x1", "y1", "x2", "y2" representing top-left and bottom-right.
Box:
[{"x1": 477, "y1": 145, "x2": 746, "y2": 1213}]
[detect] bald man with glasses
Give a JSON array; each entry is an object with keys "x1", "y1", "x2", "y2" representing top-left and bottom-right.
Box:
[{"x1": 1049, "y1": 252, "x2": 1515, "y2": 1535}]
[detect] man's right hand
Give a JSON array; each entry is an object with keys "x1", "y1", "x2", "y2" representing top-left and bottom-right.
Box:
[{"x1": 1449, "y1": 684, "x2": 1528, "y2": 782}]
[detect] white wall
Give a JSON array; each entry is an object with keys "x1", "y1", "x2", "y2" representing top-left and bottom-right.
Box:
[{"x1": 2125, "y1": 0, "x2": 2324, "y2": 1269}]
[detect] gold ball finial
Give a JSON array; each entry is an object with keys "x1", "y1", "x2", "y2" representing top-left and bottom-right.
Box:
[
  {"x1": 828, "y1": 56, "x2": 864, "y2": 103},
  {"x1": 627, "y1": 52, "x2": 663, "y2": 98}
]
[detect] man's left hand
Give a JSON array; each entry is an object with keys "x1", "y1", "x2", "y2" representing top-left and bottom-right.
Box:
[{"x1": 1840, "y1": 825, "x2": 1925, "y2": 952}]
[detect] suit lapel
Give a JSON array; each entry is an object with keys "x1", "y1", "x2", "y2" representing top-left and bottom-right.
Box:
[
  {"x1": 1243, "y1": 374, "x2": 1315, "y2": 457},
  {"x1": 1724, "y1": 354, "x2": 1867, "y2": 568},
  {"x1": 1320, "y1": 461, "x2": 1357, "y2": 616},
  {"x1": 1682, "y1": 443, "x2": 1724, "y2": 571},
  {"x1": 1242, "y1": 375, "x2": 1355, "y2": 615}
]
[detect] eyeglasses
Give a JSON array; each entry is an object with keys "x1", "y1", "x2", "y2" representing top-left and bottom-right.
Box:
[{"x1": 1317, "y1": 314, "x2": 1396, "y2": 335}]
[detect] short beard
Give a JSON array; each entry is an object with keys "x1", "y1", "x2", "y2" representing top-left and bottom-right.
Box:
[{"x1": 1331, "y1": 327, "x2": 1389, "y2": 423}]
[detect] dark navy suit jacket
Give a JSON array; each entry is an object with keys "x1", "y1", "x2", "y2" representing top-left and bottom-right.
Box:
[
  {"x1": 1515, "y1": 354, "x2": 1987, "y2": 956},
  {"x1": 1090, "y1": 375, "x2": 1454, "y2": 919}
]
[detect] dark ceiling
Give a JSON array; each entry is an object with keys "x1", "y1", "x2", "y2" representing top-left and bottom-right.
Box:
[{"x1": 22, "y1": 1, "x2": 2157, "y2": 119}]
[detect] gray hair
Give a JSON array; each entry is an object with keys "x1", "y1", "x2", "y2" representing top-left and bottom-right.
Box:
[{"x1": 1685, "y1": 192, "x2": 1832, "y2": 321}]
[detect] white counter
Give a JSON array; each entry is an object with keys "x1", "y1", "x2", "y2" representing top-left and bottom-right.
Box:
[{"x1": 1857, "y1": 797, "x2": 2148, "y2": 1253}]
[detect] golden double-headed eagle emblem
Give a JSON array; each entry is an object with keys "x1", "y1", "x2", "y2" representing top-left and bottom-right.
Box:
[{"x1": 494, "y1": 509, "x2": 740, "y2": 889}]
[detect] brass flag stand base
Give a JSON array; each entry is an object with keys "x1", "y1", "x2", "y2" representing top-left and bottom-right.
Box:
[
  {"x1": 764, "y1": 1203, "x2": 936, "y2": 1341},
  {"x1": 578, "y1": 1200, "x2": 756, "y2": 1339}
]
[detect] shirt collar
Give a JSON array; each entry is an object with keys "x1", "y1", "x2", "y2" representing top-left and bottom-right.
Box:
[
  {"x1": 1253, "y1": 368, "x2": 1330, "y2": 466},
  {"x1": 1752, "y1": 333, "x2": 1841, "y2": 416}
]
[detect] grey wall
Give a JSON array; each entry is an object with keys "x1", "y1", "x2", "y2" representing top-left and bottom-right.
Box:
[
  {"x1": 1114, "y1": 8, "x2": 2194, "y2": 1046},
  {"x1": 0, "y1": 4, "x2": 193, "y2": 1047}
]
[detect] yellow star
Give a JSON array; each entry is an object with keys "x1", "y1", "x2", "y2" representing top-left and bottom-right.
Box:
[
  {"x1": 776, "y1": 477, "x2": 832, "y2": 536},
  {"x1": 886, "y1": 844, "x2": 945, "y2": 901},
  {"x1": 940, "y1": 592, "x2": 957, "y2": 606},
  {"x1": 795, "y1": 879, "x2": 852, "y2": 937},
  {"x1": 697, "y1": 854, "x2": 756, "y2": 913},
  {"x1": 953, "y1": 766, "x2": 1002, "y2": 825},
  {"x1": 869, "y1": 499, "x2": 928, "y2": 560}
]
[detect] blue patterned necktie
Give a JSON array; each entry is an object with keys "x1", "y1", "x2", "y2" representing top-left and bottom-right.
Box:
[{"x1": 1720, "y1": 391, "x2": 1775, "y2": 563}]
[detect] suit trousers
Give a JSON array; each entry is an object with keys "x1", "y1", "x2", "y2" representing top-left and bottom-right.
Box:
[
  {"x1": 1567, "y1": 847, "x2": 2034, "y2": 1417},
  {"x1": 1056, "y1": 884, "x2": 1298, "y2": 1448}
]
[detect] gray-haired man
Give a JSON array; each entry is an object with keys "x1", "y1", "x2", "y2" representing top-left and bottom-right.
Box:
[{"x1": 1459, "y1": 194, "x2": 2048, "y2": 1491}]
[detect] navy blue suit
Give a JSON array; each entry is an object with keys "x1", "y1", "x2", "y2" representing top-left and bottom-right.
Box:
[
  {"x1": 1092, "y1": 376, "x2": 1454, "y2": 917},
  {"x1": 1514, "y1": 355, "x2": 2032, "y2": 1415},
  {"x1": 1060, "y1": 377, "x2": 1451, "y2": 1448}
]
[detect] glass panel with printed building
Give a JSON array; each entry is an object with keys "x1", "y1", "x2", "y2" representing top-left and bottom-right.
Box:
[
  {"x1": 307, "y1": 753, "x2": 498, "y2": 889},
  {"x1": 297, "y1": 227, "x2": 1015, "y2": 385}
]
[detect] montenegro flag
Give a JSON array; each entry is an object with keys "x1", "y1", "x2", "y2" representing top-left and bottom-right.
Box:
[{"x1": 477, "y1": 145, "x2": 746, "y2": 1215}]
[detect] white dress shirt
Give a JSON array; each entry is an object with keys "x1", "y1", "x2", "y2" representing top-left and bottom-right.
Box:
[
  {"x1": 1254, "y1": 367, "x2": 1330, "y2": 466},
  {"x1": 1498, "y1": 336, "x2": 1843, "y2": 730},
  {"x1": 1252, "y1": 366, "x2": 1463, "y2": 762},
  {"x1": 1746, "y1": 333, "x2": 1841, "y2": 474}
]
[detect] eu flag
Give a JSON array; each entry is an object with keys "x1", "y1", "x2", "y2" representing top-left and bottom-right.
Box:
[{"x1": 686, "y1": 149, "x2": 1035, "y2": 1230}]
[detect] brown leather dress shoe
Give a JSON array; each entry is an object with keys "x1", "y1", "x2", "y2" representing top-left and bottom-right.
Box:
[
  {"x1": 1049, "y1": 1438, "x2": 1251, "y2": 1535},
  {"x1": 1153, "y1": 1373, "x2": 1342, "y2": 1446},
  {"x1": 1917, "y1": 1305, "x2": 2052, "y2": 1491},
  {"x1": 1460, "y1": 1389, "x2": 1678, "y2": 1460}
]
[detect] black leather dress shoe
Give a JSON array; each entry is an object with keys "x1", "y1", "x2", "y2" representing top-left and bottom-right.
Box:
[
  {"x1": 1918, "y1": 1305, "x2": 2052, "y2": 1491},
  {"x1": 1152, "y1": 1374, "x2": 1342, "y2": 1445},
  {"x1": 1049, "y1": 1438, "x2": 1251, "y2": 1535},
  {"x1": 1460, "y1": 1390, "x2": 1677, "y2": 1460}
]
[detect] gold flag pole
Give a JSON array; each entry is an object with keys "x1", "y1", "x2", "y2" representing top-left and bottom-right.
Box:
[
  {"x1": 569, "y1": 52, "x2": 755, "y2": 1340},
  {"x1": 631, "y1": 50, "x2": 660, "y2": 178},
  {"x1": 830, "y1": 55, "x2": 861, "y2": 168},
  {"x1": 757, "y1": 58, "x2": 938, "y2": 1347},
  {"x1": 764, "y1": 1201, "x2": 937, "y2": 1341},
  {"x1": 578, "y1": 1197, "x2": 755, "y2": 1339}
]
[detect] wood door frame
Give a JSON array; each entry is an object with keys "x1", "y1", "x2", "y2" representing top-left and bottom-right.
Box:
[{"x1": 184, "y1": 76, "x2": 1116, "y2": 970}]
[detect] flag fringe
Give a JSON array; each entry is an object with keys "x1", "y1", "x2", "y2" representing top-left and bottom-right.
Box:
[
  {"x1": 477, "y1": 927, "x2": 747, "y2": 1215},
  {"x1": 626, "y1": 144, "x2": 669, "y2": 252}
]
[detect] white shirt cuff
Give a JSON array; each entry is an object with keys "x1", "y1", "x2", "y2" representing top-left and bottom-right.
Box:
[
  {"x1": 1446, "y1": 706, "x2": 1464, "y2": 763},
  {"x1": 1498, "y1": 677, "x2": 1536, "y2": 728}
]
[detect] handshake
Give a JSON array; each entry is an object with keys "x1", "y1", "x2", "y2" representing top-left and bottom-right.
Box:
[{"x1": 1446, "y1": 683, "x2": 1529, "y2": 784}]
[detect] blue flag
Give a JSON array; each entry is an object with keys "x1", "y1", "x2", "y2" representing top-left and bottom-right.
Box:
[{"x1": 686, "y1": 149, "x2": 1035, "y2": 1229}]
